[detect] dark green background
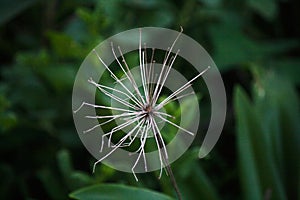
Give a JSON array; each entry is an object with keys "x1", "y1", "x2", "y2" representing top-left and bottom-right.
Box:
[{"x1": 0, "y1": 0, "x2": 299, "y2": 199}]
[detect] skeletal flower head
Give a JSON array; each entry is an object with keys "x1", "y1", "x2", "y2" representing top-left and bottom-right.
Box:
[{"x1": 73, "y1": 27, "x2": 211, "y2": 181}]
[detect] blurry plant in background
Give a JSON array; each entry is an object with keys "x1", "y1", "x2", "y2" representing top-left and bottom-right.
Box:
[{"x1": 0, "y1": 0, "x2": 299, "y2": 200}]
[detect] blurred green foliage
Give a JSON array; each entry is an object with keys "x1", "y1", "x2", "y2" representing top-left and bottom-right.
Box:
[{"x1": 0, "y1": 0, "x2": 299, "y2": 199}]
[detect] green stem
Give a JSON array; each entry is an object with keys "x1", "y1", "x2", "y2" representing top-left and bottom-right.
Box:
[{"x1": 155, "y1": 133, "x2": 182, "y2": 200}]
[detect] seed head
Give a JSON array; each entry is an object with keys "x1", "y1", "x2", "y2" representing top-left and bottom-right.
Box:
[{"x1": 74, "y1": 27, "x2": 210, "y2": 181}]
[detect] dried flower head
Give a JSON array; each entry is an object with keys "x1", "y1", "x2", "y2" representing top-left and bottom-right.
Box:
[{"x1": 74, "y1": 27, "x2": 210, "y2": 181}]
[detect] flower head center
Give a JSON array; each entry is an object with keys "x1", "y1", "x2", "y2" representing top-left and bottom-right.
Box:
[{"x1": 143, "y1": 104, "x2": 153, "y2": 117}]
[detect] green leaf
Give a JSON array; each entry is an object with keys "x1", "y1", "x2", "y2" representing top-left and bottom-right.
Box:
[
  {"x1": 185, "y1": 164, "x2": 219, "y2": 200},
  {"x1": 235, "y1": 81, "x2": 288, "y2": 200},
  {"x1": 173, "y1": 148, "x2": 220, "y2": 200},
  {"x1": 251, "y1": 67, "x2": 300, "y2": 199},
  {"x1": 69, "y1": 184, "x2": 175, "y2": 200},
  {"x1": 70, "y1": 171, "x2": 93, "y2": 186},
  {"x1": 234, "y1": 86, "x2": 263, "y2": 200}
]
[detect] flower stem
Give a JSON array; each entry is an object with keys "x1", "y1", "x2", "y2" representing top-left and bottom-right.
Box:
[
  {"x1": 155, "y1": 133, "x2": 182, "y2": 200},
  {"x1": 164, "y1": 161, "x2": 182, "y2": 200}
]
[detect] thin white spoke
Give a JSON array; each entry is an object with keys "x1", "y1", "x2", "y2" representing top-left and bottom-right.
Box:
[
  {"x1": 130, "y1": 119, "x2": 149, "y2": 154},
  {"x1": 151, "y1": 53, "x2": 169, "y2": 106},
  {"x1": 131, "y1": 120, "x2": 149, "y2": 181},
  {"x1": 115, "y1": 118, "x2": 146, "y2": 148},
  {"x1": 142, "y1": 120, "x2": 151, "y2": 172},
  {"x1": 82, "y1": 117, "x2": 113, "y2": 133},
  {"x1": 153, "y1": 111, "x2": 175, "y2": 119},
  {"x1": 88, "y1": 78, "x2": 142, "y2": 109},
  {"x1": 85, "y1": 111, "x2": 142, "y2": 119},
  {"x1": 149, "y1": 60, "x2": 156, "y2": 102},
  {"x1": 83, "y1": 111, "x2": 142, "y2": 134},
  {"x1": 156, "y1": 114, "x2": 194, "y2": 136},
  {"x1": 148, "y1": 48, "x2": 155, "y2": 100},
  {"x1": 138, "y1": 29, "x2": 146, "y2": 103},
  {"x1": 149, "y1": 116, "x2": 164, "y2": 179},
  {"x1": 107, "y1": 114, "x2": 146, "y2": 149},
  {"x1": 138, "y1": 29, "x2": 150, "y2": 107},
  {"x1": 131, "y1": 147, "x2": 143, "y2": 181},
  {"x1": 163, "y1": 47, "x2": 171, "y2": 63},
  {"x1": 100, "y1": 114, "x2": 145, "y2": 152},
  {"x1": 143, "y1": 43, "x2": 150, "y2": 100},
  {"x1": 152, "y1": 49, "x2": 180, "y2": 106},
  {"x1": 155, "y1": 66, "x2": 210, "y2": 110},
  {"x1": 140, "y1": 51, "x2": 148, "y2": 103},
  {"x1": 151, "y1": 51, "x2": 172, "y2": 106},
  {"x1": 117, "y1": 46, "x2": 145, "y2": 105},
  {"x1": 93, "y1": 118, "x2": 144, "y2": 173},
  {"x1": 152, "y1": 116, "x2": 172, "y2": 180},
  {"x1": 97, "y1": 85, "x2": 139, "y2": 110},
  {"x1": 152, "y1": 116, "x2": 169, "y2": 159},
  {"x1": 73, "y1": 102, "x2": 136, "y2": 114},
  {"x1": 152, "y1": 27, "x2": 183, "y2": 105},
  {"x1": 111, "y1": 119, "x2": 145, "y2": 148},
  {"x1": 100, "y1": 117, "x2": 138, "y2": 151},
  {"x1": 111, "y1": 42, "x2": 146, "y2": 105},
  {"x1": 121, "y1": 115, "x2": 141, "y2": 121},
  {"x1": 93, "y1": 49, "x2": 144, "y2": 108},
  {"x1": 157, "y1": 91, "x2": 195, "y2": 109},
  {"x1": 169, "y1": 91, "x2": 195, "y2": 102},
  {"x1": 161, "y1": 83, "x2": 192, "y2": 105}
]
